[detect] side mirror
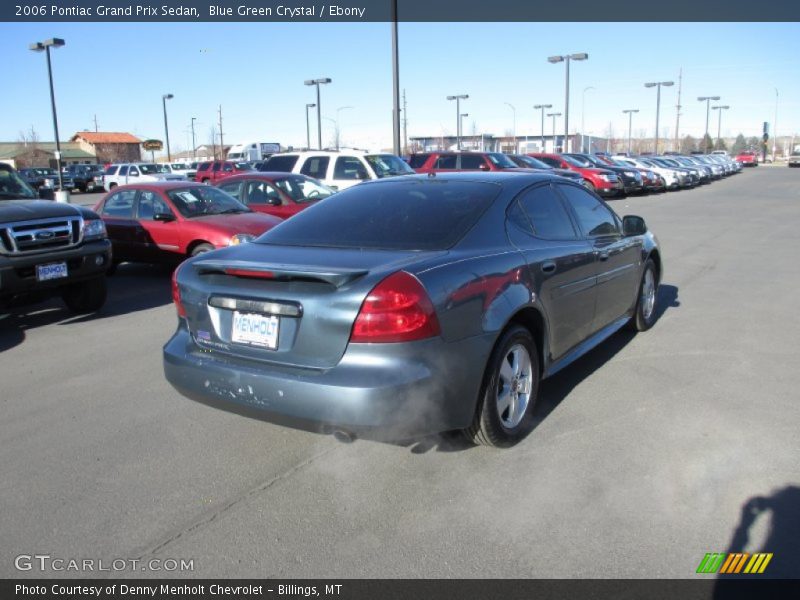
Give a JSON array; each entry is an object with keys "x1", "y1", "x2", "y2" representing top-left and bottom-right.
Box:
[
  {"x1": 267, "y1": 197, "x2": 282, "y2": 206},
  {"x1": 153, "y1": 213, "x2": 176, "y2": 223},
  {"x1": 477, "y1": 163, "x2": 490, "y2": 171},
  {"x1": 622, "y1": 215, "x2": 647, "y2": 236}
]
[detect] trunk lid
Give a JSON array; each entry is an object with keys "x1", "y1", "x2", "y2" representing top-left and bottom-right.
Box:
[{"x1": 179, "y1": 242, "x2": 447, "y2": 369}]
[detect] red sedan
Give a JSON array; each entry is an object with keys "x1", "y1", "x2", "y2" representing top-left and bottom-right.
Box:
[
  {"x1": 93, "y1": 182, "x2": 282, "y2": 270},
  {"x1": 528, "y1": 153, "x2": 623, "y2": 197},
  {"x1": 215, "y1": 172, "x2": 335, "y2": 219},
  {"x1": 735, "y1": 151, "x2": 759, "y2": 167}
]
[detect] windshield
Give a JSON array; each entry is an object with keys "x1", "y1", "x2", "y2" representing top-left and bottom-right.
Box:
[
  {"x1": 569, "y1": 154, "x2": 605, "y2": 167},
  {"x1": 259, "y1": 180, "x2": 499, "y2": 251},
  {"x1": 166, "y1": 186, "x2": 250, "y2": 218},
  {"x1": 273, "y1": 175, "x2": 335, "y2": 203},
  {"x1": 514, "y1": 155, "x2": 551, "y2": 169},
  {"x1": 139, "y1": 164, "x2": 161, "y2": 175},
  {"x1": 486, "y1": 153, "x2": 518, "y2": 168},
  {"x1": 364, "y1": 154, "x2": 415, "y2": 177},
  {"x1": 562, "y1": 154, "x2": 593, "y2": 168},
  {"x1": 0, "y1": 166, "x2": 38, "y2": 200}
]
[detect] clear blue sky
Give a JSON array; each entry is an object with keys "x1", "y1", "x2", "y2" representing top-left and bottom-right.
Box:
[{"x1": 2, "y1": 21, "x2": 799, "y2": 152}]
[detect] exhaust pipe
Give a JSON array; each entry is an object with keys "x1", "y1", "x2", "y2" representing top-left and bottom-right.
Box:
[{"x1": 332, "y1": 429, "x2": 356, "y2": 444}]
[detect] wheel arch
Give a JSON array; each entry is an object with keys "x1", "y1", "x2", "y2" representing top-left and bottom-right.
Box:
[{"x1": 186, "y1": 239, "x2": 213, "y2": 256}]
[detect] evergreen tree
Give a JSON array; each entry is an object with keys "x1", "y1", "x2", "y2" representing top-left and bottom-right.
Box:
[
  {"x1": 731, "y1": 134, "x2": 746, "y2": 154},
  {"x1": 680, "y1": 135, "x2": 697, "y2": 154},
  {"x1": 700, "y1": 133, "x2": 714, "y2": 153},
  {"x1": 714, "y1": 138, "x2": 728, "y2": 151}
]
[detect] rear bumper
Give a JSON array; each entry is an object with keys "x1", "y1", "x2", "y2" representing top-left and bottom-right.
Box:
[
  {"x1": 163, "y1": 325, "x2": 491, "y2": 438},
  {"x1": 0, "y1": 239, "x2": 111, "y2": 300}
]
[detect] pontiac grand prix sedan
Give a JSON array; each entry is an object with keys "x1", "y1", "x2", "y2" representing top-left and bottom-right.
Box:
[{"x1": 164, "y1": 172, "x2": 662, "y2": 447}]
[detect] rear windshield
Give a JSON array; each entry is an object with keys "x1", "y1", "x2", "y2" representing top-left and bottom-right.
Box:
[
  {"x1": 258, "y1": 180, "x2": 500, "y2": 251},
  {"x1": 263, "y1": 155, "x2": 299, "y2": 172}
]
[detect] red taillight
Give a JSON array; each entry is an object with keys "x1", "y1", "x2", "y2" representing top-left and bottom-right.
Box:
[
  {"x1": 350, "y1": 271, "x2": 441, "y2": 343},
  {"x1": 224, "y1": 268, "x2": 275, "y2": 279},
  {"x1": 171, "y1": 266, "x2": 186, "y2": 318}
]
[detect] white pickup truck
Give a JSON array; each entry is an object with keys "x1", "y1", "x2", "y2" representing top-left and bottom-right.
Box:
[{"x1": 103, "y1": 163, "x2": 185, "y2": 191}]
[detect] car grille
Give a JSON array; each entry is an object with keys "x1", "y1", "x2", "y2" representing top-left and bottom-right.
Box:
[
  {"x1": 606, "y1": 173, "x2": 619, "y2": 182},
  {"x1": 0, "y1": 216, "x2": 83, "y2": 256}
]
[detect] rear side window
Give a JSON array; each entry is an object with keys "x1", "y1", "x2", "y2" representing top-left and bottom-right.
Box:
[
  {"x1": 197, "y1": 162, "x2": 211, "y2": 171},
  {"x1": 300, "y1": 156, "x2": 330, "y2": 179},
  {"x1": 407, "y1": 154, "x2": 430, "y2": 169},
  {"x1": 537, "y1": 156, "x2": 561, "y2": 168},
  {"x1": 557, "y1": 184, "x2": 619, "y2": 237},
  {"x1": 264, "y1": 155, "x2": 299, "y2": 172},
  {"x1": 516, "y1": 185, "x2": 577, "y2": 240},
  {"x1": 259, "y1": 180, "x2": 500, "y2": 251},
  {"x1": 101, "y1": 189, "x2": 136, "y2": 218},
  {"x1": 333, "y1": 156, "x2": 368, "y2": 180},
  {"x1": 459, "y1": 154, "x2": 487, "y2": 170},
  {"x1": 434, "y1": 155, "x2": 457, "y2": 169}
]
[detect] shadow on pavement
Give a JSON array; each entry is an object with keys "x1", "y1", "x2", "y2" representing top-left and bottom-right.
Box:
[{"x1": 0, "y1": 262, "x2": 173, "y2": 351}]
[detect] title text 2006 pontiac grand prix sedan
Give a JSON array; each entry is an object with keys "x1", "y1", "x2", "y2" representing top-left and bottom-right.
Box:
[{"x1": 164, "y1": 172, "x2": 661, "y2": 447}]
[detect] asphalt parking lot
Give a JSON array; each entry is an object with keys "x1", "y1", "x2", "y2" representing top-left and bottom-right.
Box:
[{"x1": 2, "y1": 169, "x2": 798, "y2": 579}]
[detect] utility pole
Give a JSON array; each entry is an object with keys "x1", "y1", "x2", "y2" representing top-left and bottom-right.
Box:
[
  {"x1": 402, "y1": 89, "x2": 408, "y2": 155},
  {"x1": 390, "y1": 0, "x2": 401, "y2": 155},
  {"x1": 190, "y1": 117, "x2": 197, "y2": 158},
  {"x1": 93, "y1": 114, "x2": 98, "y2": 132},
  {"x1": 674, "y1": 68, "x2": 682, "y2": 152},
  {"x1": 218, "y1": 105, "x2": 224, "y2": 160}
]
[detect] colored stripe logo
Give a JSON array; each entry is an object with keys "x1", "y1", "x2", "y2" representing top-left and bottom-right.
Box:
[{"x1": 696, "y1": 552, "x2": 773, "y2": 574}]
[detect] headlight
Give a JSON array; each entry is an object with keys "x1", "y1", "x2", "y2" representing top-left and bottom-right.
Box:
[
  {"x1": 599, "y1": 174, "x2": 611, "y2": 181},
  {"x1": 624, "y1": 171, "x2": 636, "y2": 177},
  {"x1": 84, "y1": 219, "x2": 106, "y2": 239},
  {"x1": 229, "y1": 233, "x2": 255, "y2": 246}
]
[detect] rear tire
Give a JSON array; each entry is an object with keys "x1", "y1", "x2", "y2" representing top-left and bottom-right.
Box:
[
  {"x1": 629, "y1": 259, "x2": 658, "y2": 332},
  {"x1": 464, "y1": 325, "x2": 540, "y2": 448},
  {"x1": 61, "y1": 277, "x2": 107, "y2": 314}
]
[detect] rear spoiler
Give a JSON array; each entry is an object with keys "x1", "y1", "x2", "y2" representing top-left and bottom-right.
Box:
[{"x1": 192, "y1": 259, "x2": 368, "y2": 288}]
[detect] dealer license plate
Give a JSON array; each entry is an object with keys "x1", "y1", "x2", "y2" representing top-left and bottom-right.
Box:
[
  {"x1": 36, "y1": 262, "x2": 68, "y2": 282},
  {"x1": 231, "y1": 311, "x2": 279, "y2": 349}
]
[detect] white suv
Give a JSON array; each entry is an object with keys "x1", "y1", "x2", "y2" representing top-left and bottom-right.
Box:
[
  {"x1": 261, "y1": 151, "x2": 414, "y2": 191},
  {"x1": 103, "y1": 163, "x2": 185, "y2": 191}
]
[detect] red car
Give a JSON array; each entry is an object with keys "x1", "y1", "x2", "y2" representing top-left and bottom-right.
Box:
[
  {"x1": 93, "y1": 181, "x2": 282, "y2": 270},
  {"x1": 529, "y1": 153, "x2": 622, "y2": 197},
  {"x1": 408, "y1": 151, "x2": 521, "y2": 173},
  {"x1": 215, "y1": 172, "x2": 336, "y2": 219},
  {"x1": 735, "y1": 151, "x2": 759, "y2": 167},
  {"x1": 194, "y1": 160, "x2": 253, "y2": 184}
]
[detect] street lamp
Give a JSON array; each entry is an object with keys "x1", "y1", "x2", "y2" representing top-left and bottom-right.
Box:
[
  {"x1": 698, "y1": 95, "x2": 721, "y2": 153},
  {"x1": 336, "y1": 106, "x2": 353, "y2": 150},
  {"x1": 504, "y1": 102, "x2": 516, "y2": 153},
  {"x1": 773, "y1": 88, "x2": 779, "y2": 160},
  {"x1": 305, "y1": 103, "x2": 316, "y2": 150},
  {"x1": 304, "y1": 77, "x2": 332, "y2": 150},
  {"x1": 623, "y1": 109, "x2": 639, "y2": 154},
  {"x1": 447, "y1": 94, "x2": 469, "y2": 150},
  {"x1": 29, "y1": 37, "x2": 66, "y2": 193},
  {"x1": 162, "y1": 93, "x2": 174, "y2": 161},
  {"x1": 711, "y1": 105, "x2": 729, "y2": 151},
  {"x1": 581, "y1": 86, "x2": 595, "y2": 152},
  {"x1": 547, "y1": 112, "x2": 562, "y2": 151},
  {"x1": 190, "y1": 117, "x2": 197, "y2": 159},
  {"x1": 460, "y1": 113, "x2": 469, "y2": 148},
  {"x1": 534, "y1": 104, "x2": 552, "y2": 151},
  {"x1": 547, "y1": 52, "x2": 588, "y2": 153},
  {"x1": 645, "y1": 80, "x2": 674, "y2": 154}
]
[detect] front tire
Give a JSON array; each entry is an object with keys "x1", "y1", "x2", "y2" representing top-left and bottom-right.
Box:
[
  {"x1": 190, "y1": 243, "x2": 214, "y2": 257},
  {"x1": 464, "y1": 325, "x2": 540, "y2": 448},
  {"x1": 629, "y1": 259, "x2": 658, "y2": 332},
  {"x1": 61, "y1": 277, "x2": 107, "y2": 314}
]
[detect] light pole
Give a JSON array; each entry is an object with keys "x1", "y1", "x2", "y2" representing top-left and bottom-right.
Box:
[
  {"x1": 581, "y1": 86, "x2": 595, "y2": 152},
  {"x1": 29, "y1": 37, "x2": 65, "y2": 192},
  {"x1": 305, "y1": 103, "x2": 316, "y2": 150},
  {"x1": 336, "y1": 106, "x2": 353, "y2": 150},
  {"x1": 190, "y1": 117, "x2": 197, "y2": 159},
  {"x1": 390, "y1": 0, "x2": 401, "y2": 155},
  {"x1": 712, "y1": 105, "x2": 729, "y2": 150},
  {"x1": 547, "y1": 112, "x2": 562, "y2": 151},
  {"x1": 460, "y1": 113, "x2": 469, "y2": 148},
  {"x1": 548, "y1": 52, "x2": 589, "y2": 153},
  {"x1": 623, "y1": 109, "x2": 639, "y2": 154},
  {"x1": 534, "y1": 104, "x2": 552, "y2": 151},
  {"x1": 304, "y1": 77, "x2": 332, "y2": 150},
  {"x1": 162, "y1": 93, "x2": 174, "y2": 161},
  {"x1": 773, "y1": 88, "x2": 779, "y2": 160},
  {"x1": 504, "y1": 102, "x2": 516, "y2": 153},
  {"x1": 698, "y1": 95, "x2": 721, "y2": 153},
  {"x1": 645, "y1": 80, "x2": 674, "y2": 154},
  {"x1": 447, "y1": 94, "x2": 469, "y2": 150}
]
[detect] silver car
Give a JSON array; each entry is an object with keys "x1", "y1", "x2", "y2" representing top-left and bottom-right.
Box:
[{"x1": 164, "y1": 172, "x2": 662, "y2": 447}]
